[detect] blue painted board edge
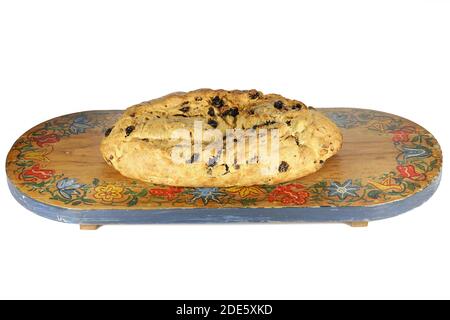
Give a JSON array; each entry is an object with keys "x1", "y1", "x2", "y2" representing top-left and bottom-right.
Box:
[{"x1": 7, "y1": 174, "x2": 441, "y2": 225}]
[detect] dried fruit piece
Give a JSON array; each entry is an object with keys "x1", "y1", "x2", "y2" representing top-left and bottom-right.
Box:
[
  {"x1": 249, "y1": 90, "x2": 260, "y2": 99},
  {"x1": 207, "y1": 119, "x2": 218, "y2": 128},
  {"x1": 211, "y1": 96, "x2": 224, "y2": 108},
  {"x1": 278, "y1": 161, "x2": 289, "y2": 172},
  {"x1": 222, "y1": 107, "x2": 239, "y2": 117},
  {"x1": 104, "y1": 127, "x2": 113, "y2": 137},
  {"x1": 179, "y1": 105, "x2": 190, "y2": 113},
  {"x1": 125, "y1": 126, "x2": 135, "y2": 137},
  {"x1": 274, "y1": 100, "x2": 284, "y2": 110}
]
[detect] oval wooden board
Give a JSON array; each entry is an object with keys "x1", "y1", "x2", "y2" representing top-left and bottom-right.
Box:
[{"x1": 6, "y1": 108, "x2": 442, "y2": 226}]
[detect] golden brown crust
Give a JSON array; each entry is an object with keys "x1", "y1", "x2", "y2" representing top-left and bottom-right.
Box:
[{"x1": 100, "y1": 89, "x2": 343, "y2": 186}]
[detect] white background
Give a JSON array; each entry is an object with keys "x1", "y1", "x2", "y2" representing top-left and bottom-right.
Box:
[{"x1": 0, "y1": 0, "x2": 449, "y2": 299}]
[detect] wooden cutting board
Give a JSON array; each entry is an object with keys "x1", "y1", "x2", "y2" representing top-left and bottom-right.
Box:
[{"x1": 6, "y1": 108, "x2": 442, "y2": 229}]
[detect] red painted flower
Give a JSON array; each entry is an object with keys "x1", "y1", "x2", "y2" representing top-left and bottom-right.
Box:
[
  {"x1": 150, "y1": 186, "x2": 184, "y2": 200},
  {"x1": 31, "y1": 134, "x2": 60, "y2": 147},
  {"x1": 268, "y1": 184, "x2": 309, "y2": 205},
  {"x1": 21, "y1": 165, "x2": 55, "y2": 182},
  {"x1": 391, "y1": 126, "x2": 415, "y2": 143},
  {"x1": 397, "y1": 165, "x2": 426, "y2": 181}
]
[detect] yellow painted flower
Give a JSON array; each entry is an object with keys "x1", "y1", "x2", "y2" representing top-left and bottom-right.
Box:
[
  {"x1": 367, "y1": 118, "x2": 393, "y2": 133},
  {"x1": 93, "y1": 184, "x2": 124, "y2": 202},
  {"x1": 226, "y1": 186, "x2": 264, "y2": 198},
  {"x1": 368, "y1": 178, "x2": 403, "y2": 192},
  {"x1": 22, "y1": 148, "x2": 51, "y2": 162},
  {"x1": 432, "y1": 147, "x2": 441, "y2": 159}
]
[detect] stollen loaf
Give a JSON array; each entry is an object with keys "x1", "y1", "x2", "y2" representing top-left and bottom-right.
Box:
[{"x1": 100, "y1": 89, "x2": 342, "y2": 187}]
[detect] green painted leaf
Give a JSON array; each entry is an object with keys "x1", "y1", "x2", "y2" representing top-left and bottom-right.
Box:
[
  {"x1": 82, "y1": 198, "x2": 96, "y2": 204},
  {"x1": 262, "y1": 185, "x2": 276, "y2": 193},
  {"x1": 415, "y1": 163, "x2": 426, "y2": 172},
  {"x1": 137, "y1": 189, "x2": 148, "y2": 198},
  {"x1": 406, "y1": 181, "x2": 416, "y2": 191},
  {"x1": 240, "y1": 198, "x2": 257, "y2": 206},
  {"x1": 128, "y1": 197, "x2": 138, "y2": 207},
  {"x1": 368, "y1": 190, "x2": 382, "y2": 199},
  {"x1": 72, "y1": 201, "x2": 82, "y2": 206},
  {"x1": 430, "y1": 159, "x2": 437, "y2": 169},
  {"x1": 92, "y1": 178, "x2": 99, "y2": 186},
  {"x1": 411, "y1": 136, "x2": 419, "y2": 143}
]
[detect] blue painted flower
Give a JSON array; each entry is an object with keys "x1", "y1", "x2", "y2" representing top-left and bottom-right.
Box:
[
  {"x1": 69, "y1": 115, "x2": 91, "y2": 134},
  {"x1": 188, "y1": 187, "x2": 226, "y2": 205},
  {"x1": 326, "y1": 112, "x2": 359, "y2": 129},
  {"x1": 400, "y1": 144, "x2": 432, "y2": 162},
  {"x1": 328, "y1": 180, "x2": 360, "y2": 200},
  {"x1": 56, "y1": 178, "x2": 83, "y2": 199}
]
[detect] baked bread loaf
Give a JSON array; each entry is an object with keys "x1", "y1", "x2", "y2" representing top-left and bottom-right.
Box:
[{"x1": 100, "y1": 89, "x2": 342, "y2": 187}]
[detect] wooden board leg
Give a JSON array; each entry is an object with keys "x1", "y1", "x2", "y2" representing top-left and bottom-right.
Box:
[
  {"x1": 80, "y1": 224, "x2": 101, "y2": 230},
  {"x1": 347, "y1": 221, "x2": 369, "y2": 228}
]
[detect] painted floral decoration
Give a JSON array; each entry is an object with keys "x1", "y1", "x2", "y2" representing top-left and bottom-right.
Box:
[
  {"x1": 21, "y1": 165, "x2": 54, "y2": 182},
  {"x1": 327, "y1": 180, "x2": 360, "y2": 200},
  {"x1": 149, "y1": 186, "x2": 184, "y2": 200},
  {"x1": 69, "y1": 116, "x2": 92, "y2": 134},
  {"x1": 391, "y1": 126, "x2": 415, "y2": 143},
  {"x1": 31, "y1": 133, "x2": 60, "y2": 147},
  {"x1": 187, "y1": 188, "x2": 227, "y2": 205},
  {"x1": 94, "y1": 184, "x2": 125, "y2": 202},
  {"x1": 226, "y1": 186, "x2": 264, "y2": 198},
  {"x1": 268, "y1": 184, "x2": 309, "y2": 205},
  {"x1": 397, "y1": 165, "x2": 426, "y2": 181},
  {"x1": 56, "y1": 178, "x2": 84, "y2": 200}
]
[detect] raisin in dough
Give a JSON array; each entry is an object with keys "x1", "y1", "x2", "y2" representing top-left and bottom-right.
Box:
[{"x1": 100, "y1": 89, "x2": 343, "y2": 187}]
